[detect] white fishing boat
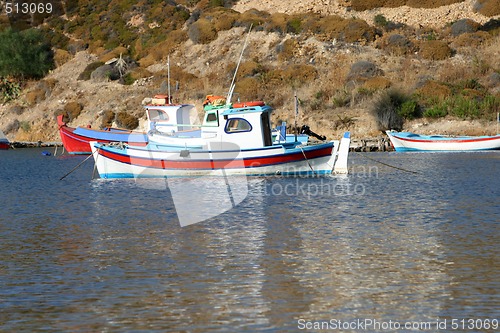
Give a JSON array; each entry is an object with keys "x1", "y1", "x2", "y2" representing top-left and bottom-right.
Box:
[{"x1": 91, "y1": 102, "x2": 350, "y2": 178}]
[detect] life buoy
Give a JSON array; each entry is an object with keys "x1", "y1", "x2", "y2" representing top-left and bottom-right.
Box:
[
  {"x1": 232, "y1": 101, "x2": 265, "y2": 108},
  {"x1": 203, "y1": 95, "x2": 226, "y2": 106},
  {"x1": 153, "y1": 94, "x2": 169, "y2": 99}
]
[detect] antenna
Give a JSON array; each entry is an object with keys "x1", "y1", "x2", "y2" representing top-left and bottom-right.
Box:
[
  {"x1": 226, "y1": 24, "x2": 253, "y2": 105},
  {"x1": 167, "y1": 55, "x2": 172, "y2": 104},
  {"x1": 294, "y1": 93, "x2": 298, "y2": 143},
  {"x1": 497, "y1": 112, "x2": 499, "y2": 135}
]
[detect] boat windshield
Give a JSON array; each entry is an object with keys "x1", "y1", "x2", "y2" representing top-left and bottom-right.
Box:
[{"x1": 148, "y1": 109, "x2": 169, "y2": 122}]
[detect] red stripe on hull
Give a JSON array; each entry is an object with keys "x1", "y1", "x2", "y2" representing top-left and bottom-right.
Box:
[{"x1": 394, "y1": 135, "x2": 500, "y2": 144}]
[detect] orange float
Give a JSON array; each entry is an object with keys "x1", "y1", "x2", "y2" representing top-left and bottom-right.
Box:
[{"x1": 232, "y1": 101, "x2": 265, "y2": 108}]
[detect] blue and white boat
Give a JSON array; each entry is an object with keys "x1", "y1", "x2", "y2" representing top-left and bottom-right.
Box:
[
  {"x1": 92, "y1": 103, "x2": 350, "y2": 178},
  {"x1": 386, "y1": 130, "x2": 500, "y2": 152}
]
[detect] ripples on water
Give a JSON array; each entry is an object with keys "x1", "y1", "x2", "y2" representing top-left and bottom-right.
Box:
[{"x1": 0, "y1": 149, "x2": 498, "y2": 332}]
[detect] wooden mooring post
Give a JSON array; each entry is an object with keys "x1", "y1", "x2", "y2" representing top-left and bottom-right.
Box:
[{"x1": 350, "y1": 137, "x2": 392, "y2": 152}]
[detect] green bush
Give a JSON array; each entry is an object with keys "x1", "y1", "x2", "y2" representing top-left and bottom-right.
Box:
[
  {"x1": 423, "y1": 103, "x2": 448, "y2": 118},
  {"x1": 374, "y1": 14, "x2": 388, "y2": 27},
  {"x1": 0, "y1": 77, "x2": 21, "y2": 104},
  {"x1": 287, "y1": 17, "x2": 302, "y2": 34},
  {"x1": 121, "y1": 72, "x2": 136, "y2": 85},
  {"x1": 399, "y1": 100, "x2": 421, "y2": 119},
  {"x1": 0, "y1": 28, "x2": 54, "y2": 79}
]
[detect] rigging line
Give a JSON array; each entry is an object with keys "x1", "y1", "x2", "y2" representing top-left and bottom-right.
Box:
[
  {"x1": 353, "y1": 151, "x2": 419, "y2": 174},
  {"x1": 227, "y1": 23, "x2": 253, "y2": 103},
  {"x1": 59, "y1": 148, "x2": 97, "y2": 181},
  {"x1": 299, "y1": 145, "x2": 316, "y2": 175}
]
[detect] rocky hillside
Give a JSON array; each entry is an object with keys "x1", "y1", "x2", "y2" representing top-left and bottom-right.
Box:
[{"x1": 0, "y1": 0, "x2": 499, "y2": 143}]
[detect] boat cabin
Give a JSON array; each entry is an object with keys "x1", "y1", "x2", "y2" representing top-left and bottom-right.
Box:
[
  {"x1": 144, "y1": 104, "x2": 197, "y2": 134},
  {"x1": 217, "y1": 105, "x2": 274, "y2": 149},
  {"x1": 144, "y1": 95, "x2": 300, "y2": 150}
]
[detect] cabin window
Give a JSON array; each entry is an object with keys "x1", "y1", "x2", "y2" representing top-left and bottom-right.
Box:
[
  {"x1": 206, "y1": 112, "x2": 217, "y2": 122},
  {"x1": 148, "y1": 109, "x2": 169, "y2": 122},
  {"x1": 225, "y1": 118, "x2": 252, "y2": 133}
]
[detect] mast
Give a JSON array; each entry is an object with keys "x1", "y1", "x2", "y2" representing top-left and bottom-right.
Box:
[
  {"x1": 167, "y1": 55, "x2": 172, "y2": 104},
  {"x1": 226, "y1": 24, "x2": 253, "y2": 105},
  {"x1": 294, "y1": 93, "x2": 299, "y2": 142}
]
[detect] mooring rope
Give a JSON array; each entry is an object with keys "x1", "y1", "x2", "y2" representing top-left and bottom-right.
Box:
[
  {"x1": 299, "y1": 145, "x2": 316, "y2": 175},
  {"x1": 59, "y1": 149, "x2": 98, "y2": 180},
  {"x1": 353, "y1": 151, "x2": 419, "y2": 174}
]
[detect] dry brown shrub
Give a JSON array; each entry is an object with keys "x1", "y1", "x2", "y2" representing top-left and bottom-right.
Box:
[
  {"x1": 237, "y1": 9, "x2": 271, "y2": 28},
  {"x1": 406, "y1": 0, "x2": 463, "y2": 8},
  {"x1": 25, "y1": 89, "x2": 46, "y2": 106},
  {"x1": 158, "y1": 66, "x2": 199, "y2": 86},
  {"x1": 363, "y1": 77, "x2": 392, "y2": 90},
  {"x1": 346, "y1": 60, "x2": 383, "y2": 84},
  {"x1": 378, "y1": 33, "x2": 416, "y2": 55},
  {"x1": 98, "y1": 46, "x2": 129, "y2": 63},
  {"x1": 237, "y1": 61, "x2": 263, "y2": 79},
  {"x1": 277, "y1": 38, "x2": 299, "y2": 61},
  {"x1": 416, "y1": 81, "x2": 452, "y2": 99},
  {"x1": 452, "y1": 31, "x2": 492, "y2": 48},
  {"x1": 341, "y1": 19, "x2": 377, "y2": 43},
  {"x1": 138, "y1": 54, "x2": 156, "y2": 68},
  {"x1": 350, "y1": 0, "x2": 462, "y2": 10},
  {"x1": 28, "y1": 78, "x2": 58, "y2": 105},
  {"x1": 201, "y1": 7, "x2": 240, "y2": 32},
  {"x1": 64, "y1": 101, "x2": 83, "y2": 121},
  {"x1": 129, "y1": 67, "x2": 153, "y2": 80},
  {"x1": 281, "y1": 64, "x2": 318, "y2": 84},
  {"x1": 438, "y1": 62, "x2": 476, "y2": 83},
  {"x1": 311, "y1": 15, "x2": 345, "y2": 36},
  {"x1": 314, "y1": 16, "x2": 376, "y2": 43},
  {"x1": 474, "y1": 0, "x2": 500, "y2": 16},
  {"x1": 138, "y1": 30, "x2": 188, "y2": 66},
  {"x1": 233, "y1": 77, "x2": 261, "y2": 101},
  {"x1": 418, "y1": 40, "x2": 452, "y2": 60},
  {"x1": 265, "y1": 13, "x2": 289, "y2": 33},
  {"x1": 350, "y1": 0, "x2": 404, "y2": 11},
  {"x1": 188, "y1": 18, "x2": 217, "y2": 44},
  {"x1": 54, "y1": 49, "x2": 72, "y2": 67},
  {"x1": 100, "y1": 110, "x2": 115, "y2": 129},
  {"x1": 115, "y1": 112, "x2": 139, "y2": 129}
]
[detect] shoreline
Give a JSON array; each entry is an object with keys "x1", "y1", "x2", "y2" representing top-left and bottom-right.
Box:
[
  {"x1": 7, "y1": 139, "x2": 393, "y2": 152},
  {"x1": 9, "y1": 141, "x2": 63, "y2": 149}
]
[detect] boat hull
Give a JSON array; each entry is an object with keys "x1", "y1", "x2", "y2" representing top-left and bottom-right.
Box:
[
  {"x1": 92, "y1": 141, "x2": 338, "y2": 178},
  {"x1": 0, "y1": 130, "x2": 8, "y2": 150},
  {"x1": 386, "y1": 131, "x2": 500, "y2": 152},
  {"x1": 57, "y1": 115, "x2": 147, "y2": 154}
]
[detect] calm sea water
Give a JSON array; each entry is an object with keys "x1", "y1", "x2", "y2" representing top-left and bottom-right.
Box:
[{"x1": 0, "y1": 148, "x2": 498, "y2": 332}]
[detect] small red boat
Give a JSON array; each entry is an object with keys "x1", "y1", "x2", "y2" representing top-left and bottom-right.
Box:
[
  {"x1": 0, "y1": 130, "x2": 9, "y2": 150},
  {"x1": 57, "y1": 115, "x2": 148, "y2": 154}
]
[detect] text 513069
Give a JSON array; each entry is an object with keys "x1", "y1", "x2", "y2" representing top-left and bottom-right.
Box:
[{"x1": 4, "y1": 2, "x2": 53, "y2": 15}]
